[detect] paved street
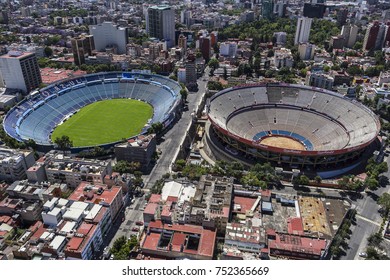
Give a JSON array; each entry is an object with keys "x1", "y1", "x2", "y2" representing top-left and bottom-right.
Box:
[
  {"x1": 106, "y1": 69, "x2": 210, "y2": 249},
  {"x1": 341, "y1": 156, "x2": 390, "y2": 259},
  {"x1": 143, "y1": 68, "x2": 210, "y2": 188}
]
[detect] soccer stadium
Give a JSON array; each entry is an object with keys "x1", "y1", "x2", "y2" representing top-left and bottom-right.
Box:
[
  {"x1": 3, "y1": 72, "x2": 182, "y2": 150},
  {"x1": 207, "y1": 83, "x2": 380, "y2": 169}
]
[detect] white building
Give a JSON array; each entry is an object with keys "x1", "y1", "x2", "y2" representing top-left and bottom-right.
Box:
[
  {"x1": 0, "y1": 51, "x2": 42, "y2": 93},
  {"x1": 0, "y1": 148, "x2": 36, "y2": 182},
  {"x1": 274, "y1": 32, "x2": 287, "y2": 46},
  {"x1": 274, "y1": 48, "x2": 293, "y2": 68},
  {"x1": 220, "y1": 42, "x2": 238, "y2": 57},
  {"x1": 89, "y1": 22, "x2": 128, "y2": 54},
  {"x1": 294, "y1": 17, "x2": 312, "y2": 45},
  {"x1": 146, "y1": 5, "x2": 175, "y2": 48},
  {"x1": 178, "y1": 68, "x2": 186, "y2": 84},
  {"x1": 341, "y1": 24, "x2": 359, "y2": 49},
  {"x1": 298, "y1": 43, "x2": 315, "y2": 60}
]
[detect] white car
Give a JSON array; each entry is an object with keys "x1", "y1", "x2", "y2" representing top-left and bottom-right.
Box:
[{"x1": 358, "y1": 252, "x2": 367, "y2": 258}]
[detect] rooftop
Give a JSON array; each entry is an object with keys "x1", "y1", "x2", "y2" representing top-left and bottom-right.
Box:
[{"x1": 68, "y1": 182, "x2": 121, "y2": 206}]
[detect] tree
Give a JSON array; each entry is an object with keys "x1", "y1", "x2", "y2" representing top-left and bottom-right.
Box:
[
  {"x1": 54, "y1": 135, "x2": 73, "y2": 153},
  {"x1": 367, "y1": 232, "x2": 383, "y2": 248},
  {"x1": 365, "y1": 177, "x2": 379, "y2": 190},
  {"x1": 208, "y1": 58, "x2": 220, "y2": 70},
  {"x1": 147, "y1": 122, "x2": 164, "y2": 135},
  {"x1": 111, "y1": 236, "x2": 138, "y2": 260},
  {"x1": 180, "y1": 88, "x2": 188, "y2": 102},
  {"x1": 113, "y1": 161, "x2": 140, "y2": 174},
  {"x1": 314, "y1": 175, "x2": 322, "y2": 184},
  {"x1": 223, "y1": 67, "x2": 228, "y2": 80},
  {"x1": 175, "y1": 159, "x2": 186, "y2": 171},
  {"x1": 378, "y1": 193, "x2": 390, "y2": 213},
  {"x1": 44, "y1": 46, "x2": 53, "y2": 57}
]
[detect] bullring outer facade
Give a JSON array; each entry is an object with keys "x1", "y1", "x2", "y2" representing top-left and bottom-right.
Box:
[{"x1": 207, "y1": 83, "x2": 380, "y2": 168}]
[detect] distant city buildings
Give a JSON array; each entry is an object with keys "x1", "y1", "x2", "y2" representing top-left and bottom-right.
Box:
[
  {"x1": 89, "y1": 22, "x2": 128, "y2": 54},
  {"x1": 0, "y1": 51, "x2": 42, "y2": 93},
  {"x1": 341, "y1": 24, "x2": 359, "y2": 49}
]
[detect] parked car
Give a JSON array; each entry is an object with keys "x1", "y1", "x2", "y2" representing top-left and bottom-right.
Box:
[
  {"x1": 359, "y1": 252, "x2": 367, "y2": 258},
  {"x1": 135, "y1": 221, "x2": 144, "y2": 226},
  {"x1": 132, "y1": 227, "x2": 139, "y2": 232}
]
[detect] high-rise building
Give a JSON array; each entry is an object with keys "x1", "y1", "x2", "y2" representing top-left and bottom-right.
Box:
[
  {"x1": 341, "y1": 24, "x2": 359, "y2": 48},
  {"x1": 89, "y1": 22, "x2": 128, "y2": 54},
  {"x1": 147, "y1": 5, "x2": 175, "y2": 48},
  {"x1": 337, "y1": 8, "x2": 348, "y2": 26},
  {"x1": 210, "y1": 31, "x2": 218, "y2": 48},
  {"x1": 261, "y1": 0, "x2": 274, "y2": 20},
  {"x1": 274, "y1": 32, "x2": 287, "y2": 46},
  {"x1": 0, "y1": 51, "x2": 42, "y2": 93},
  {"x1": 199, "y1": 36, "x2": 211, "y2": 61},
  {"x1": 185, "y1": 53, "x2": 197, "y2": 86},
  {"x1": 298, "y1": 43, "x2": 315, "y2": 60},
  {"x1": 363, "y1": 21, "x2": 380, "y2": 51},
  {"x1": 375, "y1": 23, "x2": 388, "y2": 50},
  {"x1": 178, "y1": 34, "x2": 187, "y2": 54},
  {"x1": 303, "y1": 3, "x2": 325, "y2": 18},
  {"x1": 181, "y1": 10, "x2": 192, "y2": 27},
  {"x1": 294, "y1": 17, "x2": 313, "y2": 45},
  {"x1": 71, "y1": 35, "x2": 95, "y2": 66},
  {"x1": 273, "y1": 0, "x2": 287, "y2": 18}
]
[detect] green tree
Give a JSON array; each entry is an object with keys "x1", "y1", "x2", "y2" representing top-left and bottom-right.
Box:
[
  {"x1": 54, "y1": 135, "x2": 73, "y2": 153},
  {"x1": 175, "y1": 159, "x2": 186, "y2": 171},
  {"x1": 314, "y1": 175, "x2": 322, "y2": 184},
  {"x1": 208, "y1": 58, "x2": 220, "y2": 70},
  {"x1": 147, "y1": 122, "x2": 164, "y2": 135},
  {"x1": 378, "y1": 193, "x2": 390, "y2": 213},
  {"x1": 180, "y1": 88, "x2": 188, "y2": 102},
  {"x1": 44, "y1": 46, "x2": 53, "y2": 57}
]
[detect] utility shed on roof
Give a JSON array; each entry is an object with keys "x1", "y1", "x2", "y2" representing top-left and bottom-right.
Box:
[{"x1": 261, "y1": 201, "x2": 273, "y2": 213}]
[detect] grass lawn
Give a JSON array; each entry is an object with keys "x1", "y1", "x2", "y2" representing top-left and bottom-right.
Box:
[{"x1": 51, "y1": 99, "x2": 153, "y2": 147}]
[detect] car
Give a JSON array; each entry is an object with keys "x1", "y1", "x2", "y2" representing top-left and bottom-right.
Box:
[
  {"x1": 135, "y1": 221, "x2": 144, "y2": 226},
  {"x1": 359, "y1": 252, "x2": 367, "y2": 258},
  {"x1": 132, "y1": 227, "x2": 139, "y2": 232}
]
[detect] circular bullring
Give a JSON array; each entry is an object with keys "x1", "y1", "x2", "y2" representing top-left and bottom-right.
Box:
[
  {"x1": 207, "y1": 83, "x2": 380, "y2": 168},
  {"x1": 3, "y1": 72, "x2": 182, "y2": 149}
]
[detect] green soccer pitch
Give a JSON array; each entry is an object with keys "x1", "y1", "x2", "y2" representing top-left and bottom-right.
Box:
[{"x1": 51, "y1": 99, "x2": 153, "y2": 147}]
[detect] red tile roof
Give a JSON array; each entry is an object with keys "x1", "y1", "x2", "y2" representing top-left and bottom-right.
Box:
[
  {"x1": 287, "y1": 217, "x2": 304, "y2": 235},
  {"x1": 148, "y1": 194, "x2": 162, "y2": 204},
  {"x1": 233, "y1": 196, "x2": 257, "y2": 214},
  {"x1": 144, "y1": 203, "x2": 158, "y2": 215},
  {"x1": 268, "y1": 233, "x2": 327, "y2": 257},
  {"x1": 145, "y1": 221, "x2": 216, "y2": 258},
  {"x1": 68, "y1": 182, "x2": 121, "y2": 206},
  {"x1": 66, "y1": 237, "x2": 84, "y2": 251},
  {"x1": 142, "y1": 232, "x2": 161, "y2": 250}
]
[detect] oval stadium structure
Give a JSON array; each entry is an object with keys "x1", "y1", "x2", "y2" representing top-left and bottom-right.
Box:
[
  {"x1": 3, "y1": 72, "x2": 182, "y2": 149},
  {"x1": 207, "y1": 83, "x2": 380, "y2": 168}
]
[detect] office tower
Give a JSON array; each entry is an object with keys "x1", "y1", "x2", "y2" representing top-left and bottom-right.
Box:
[
  {"x1": 89, "y1": 22, "x2": 128, "y2": 54},
  {"x1": 363, "y1": 21, "x2": 380, "y2": 51},
  {"x1": 178, "y1": 34, "x2": 187, "y2": 54},
  {"x1": 294, "y1": 17, "x2": 313, "y2": 45},
  {"x1": 0, "y1": 51, "x2": 42, "y2": 93},
  {"x1": 71, "y1": 35, "x2": 95, "y2": 66},
  {"x1": 341, "y1": 24, "x2": 359, "y2": 48},
  {"x1": 261, "y1": 0, "x2": 274, "y2": 20},
  {"x1": 147, "y1": 5, "x2": 175, "y2": 48},
  {"x1": 199, "y1": 36, "x2": 211, "y2": 61},
  {"x1": 303, "y1": 3, "x2": 325, "y2": 18}
]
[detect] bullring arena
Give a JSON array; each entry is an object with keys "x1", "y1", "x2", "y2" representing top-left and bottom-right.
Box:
[{"x1": 206, "y1": 83, "x2": 380, "y2": 169}]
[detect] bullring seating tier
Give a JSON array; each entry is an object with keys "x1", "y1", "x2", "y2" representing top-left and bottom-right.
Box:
[{"x1": 208, "y1": 84, "x2": 379, "y2": 151}]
